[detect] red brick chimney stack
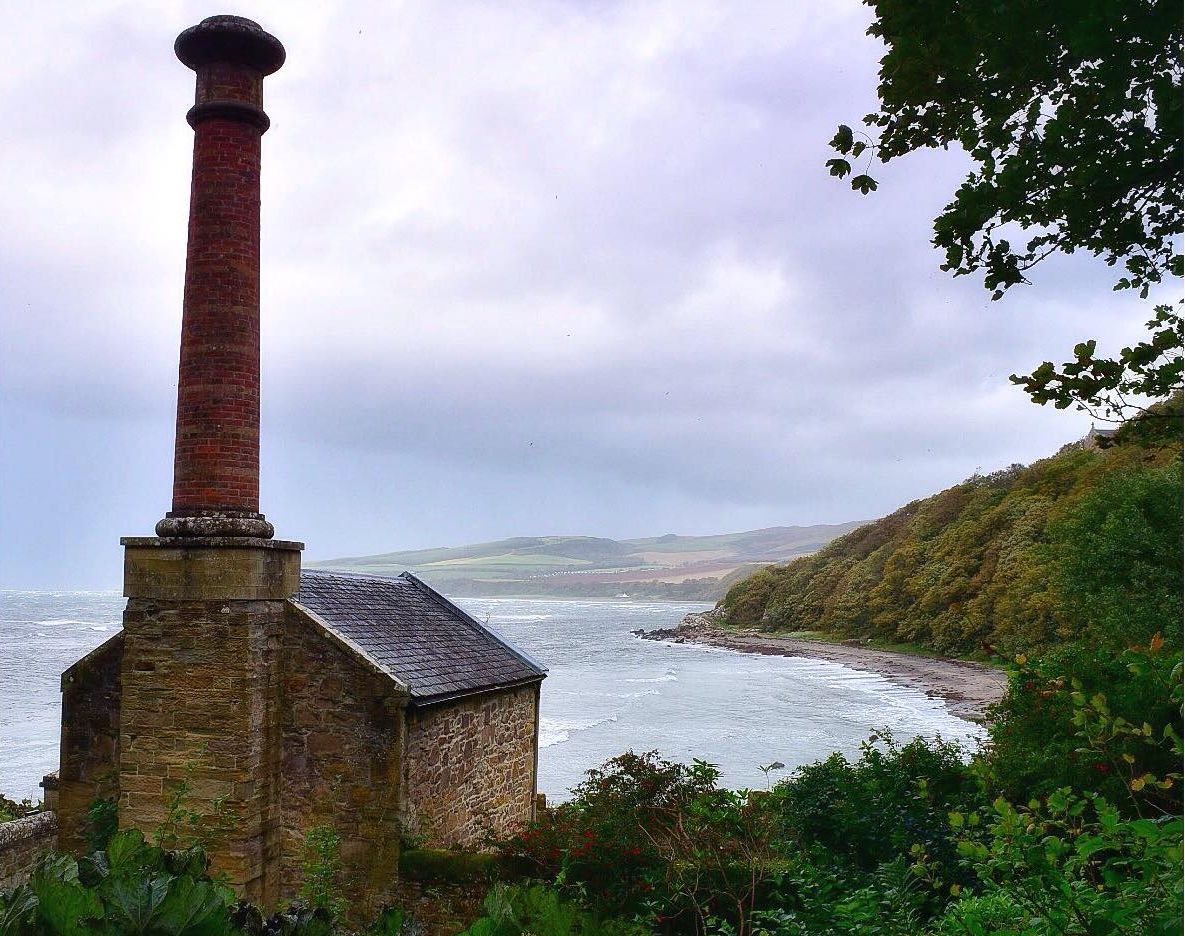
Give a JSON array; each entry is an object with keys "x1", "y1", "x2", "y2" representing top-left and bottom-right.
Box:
[{"x1": 157, "y1": 15, "x2": 285, "y2": 539}]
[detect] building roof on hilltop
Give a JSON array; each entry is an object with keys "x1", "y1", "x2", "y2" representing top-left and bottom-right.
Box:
[{"x1": 294, "y1": 570, "x2": 546, "y2": 705}]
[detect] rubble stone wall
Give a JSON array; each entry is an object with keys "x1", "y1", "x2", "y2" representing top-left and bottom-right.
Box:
[
  {"x1": 394, "y1": 876, "x2": 488, "y2": 936},
  {"x1": 402, "y1": 684, "x2": 539, "y2": 849},
  {"x1": 0, "y1": 812, "x2": 58, "y2": 892}
]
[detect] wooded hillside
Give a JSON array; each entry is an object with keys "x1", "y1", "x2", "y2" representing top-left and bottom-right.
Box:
[{"x1": 721, "y1": 403, "x2": 1182, "y2": 656}]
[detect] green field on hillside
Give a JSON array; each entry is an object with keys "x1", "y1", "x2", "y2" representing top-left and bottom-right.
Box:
[{"x1": 309, "y1": 523, "x2": 863, "y2": 599}]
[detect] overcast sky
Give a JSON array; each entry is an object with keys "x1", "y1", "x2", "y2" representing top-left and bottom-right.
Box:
[{"x1": 0, "y1": 1, "x2": 1165, "y2": 588}]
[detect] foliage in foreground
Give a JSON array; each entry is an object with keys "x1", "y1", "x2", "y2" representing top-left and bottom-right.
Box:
[
  {"x1": 720, "y1": 409, "x2": 1182, "y2": 656},
  {"x1": 2, "y1": 646, "x2": 1180, "y2": 936},
  {"x1": 0, "y1": 828, "x2": 408, "y2": 936},
  {"x1": 492, "y1": 637, "x2": 1183, "y2": 936},
  {"x1": 457, "y1": 884, "x2": 646, "y2": 936},
  {"x1": 986, "y1": 642, "x2": 1183, "y2": 810}
]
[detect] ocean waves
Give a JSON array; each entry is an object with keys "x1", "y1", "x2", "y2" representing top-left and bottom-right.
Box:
[{"x1": 1, "y1": 591, "x2": 984, "y2": 806}]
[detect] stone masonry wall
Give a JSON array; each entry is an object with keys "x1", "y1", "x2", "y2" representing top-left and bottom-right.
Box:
[
  {"x1": 119, "y1": 597, "x2": 286, "y2": 905},
  {"x1": 402, "y1": 684, "x2": 539, "y2": 849},
  {"x1": 116, "y1": 538, "x2": 301, "y2": 908},
  {"x1": 393, "y1": 877, "x2": 488, "y2": 936},
  {"x1": 58, "y1": 635, "x2": 122, "y2": 854},
  {"x1": 0, "y1": 812, "x2": 58, "y2": 892},
  {"x1": 279, "y1": 606, "x2": 406, "y2": 918}
]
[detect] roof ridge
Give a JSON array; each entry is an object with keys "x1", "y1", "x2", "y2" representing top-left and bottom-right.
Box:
[
  {"x1": 398, "y1": 572, "x2": 548, "y2": 677},
  {"x1": 302, "y1": 568, "x2": 404, "y2": 582}
]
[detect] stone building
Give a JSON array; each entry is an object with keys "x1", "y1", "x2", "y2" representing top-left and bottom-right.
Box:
[{"x1": 51, "y1": 15, "x2": 545, "y2": 914}]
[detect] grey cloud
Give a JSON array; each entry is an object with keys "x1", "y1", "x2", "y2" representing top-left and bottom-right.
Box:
[{"x1": 0, "y1": 0, "x2": 1145, "y2": 587}]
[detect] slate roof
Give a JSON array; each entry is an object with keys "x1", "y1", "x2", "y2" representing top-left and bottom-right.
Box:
[{"x1": 294, "y1": 570, "x2": 546, "y2": 705}]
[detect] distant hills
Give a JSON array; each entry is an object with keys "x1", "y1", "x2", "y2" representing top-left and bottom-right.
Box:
[{"x1": 310, "y1": 523, "x2": 864, "y2": 599}]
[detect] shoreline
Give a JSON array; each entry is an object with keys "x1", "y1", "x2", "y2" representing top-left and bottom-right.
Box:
[{"x1": 636, "y1": 613, "x2": 1007, "y2": 723}]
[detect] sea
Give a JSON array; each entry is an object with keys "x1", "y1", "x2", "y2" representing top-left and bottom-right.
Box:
[{"x1": 0, "y1": 591, "x2": 984, "y2": 803}]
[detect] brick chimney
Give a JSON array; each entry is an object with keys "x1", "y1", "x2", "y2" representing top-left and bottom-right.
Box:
[
  {"x1": 156, "y1": 15, "x2": 286, "y2": 539},
  {"x1": 104, "y1": 16, "x2": 302, "y2": 902}
]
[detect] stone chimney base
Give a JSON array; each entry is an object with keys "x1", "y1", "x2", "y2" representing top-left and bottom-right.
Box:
[{"x1": 117, "y1": 537, "x2": 301, "y2": 905}]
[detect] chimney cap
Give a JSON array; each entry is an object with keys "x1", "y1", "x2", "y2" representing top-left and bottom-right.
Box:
[{"x1": 175, "y1": 15, "x2": 285, "y2": 75}]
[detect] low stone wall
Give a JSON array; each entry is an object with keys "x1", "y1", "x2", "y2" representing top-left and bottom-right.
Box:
[
  {"x1": 396, "y1": 877, "x2": 487, "y2": 936},
  {"x1": 0, "y1": 811, "x2": 58, "y2": 892},
  {"x1": 395, "y1": 849, "x2": 513, "y2": 936}
]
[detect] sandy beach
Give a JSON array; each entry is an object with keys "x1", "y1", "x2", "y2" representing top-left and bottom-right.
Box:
[{"x1": 637, "y1": 612, "x2": 1008, "y2": 723}]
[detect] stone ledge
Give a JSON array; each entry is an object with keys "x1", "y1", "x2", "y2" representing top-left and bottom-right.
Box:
[
  {"x1": 0, "y1": 810, "x2": 57, "y2": 848},
  {"x1": 121, "y1": 536, "x2": 304, "y2": 550},
  {"x1": 123, "y1": 538, "x2": 302, "y2": 601}
]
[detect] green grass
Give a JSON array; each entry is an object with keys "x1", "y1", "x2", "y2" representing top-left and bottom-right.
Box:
[{"x1": 427, "y1": 553, "x2": 591, "y2": 569}]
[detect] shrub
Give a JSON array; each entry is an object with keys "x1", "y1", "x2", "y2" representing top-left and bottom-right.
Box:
[
  {"x1": 300, "y1": 825, "x2": 348, "y2": 921},
  {"x1": 398, "y1": 848, "x2": 507, "y2": 883},
  {"x1": 459, "y1": 884, "x2": 645, "y2": 936},
  {"x1": 939, "y1": 791, "x2": 1184, "y2": 935},
  {"x1": 770, "y1": 732, "x2": 981, "y2": 876},
  {"x1": 0, "y1": 829, "x2": 235, "y2": 936},
  {"x1": 502, "y1": 752, "x2": 716, "y2": 920},
  {"x1": 0, "y1": 796, "x2": 40, "y2": 824},
  {"x1": 84, "y1": 797, "x2": 118, "y2": 853},
  {"x1": 0, "y1": 828, "x2": 410, "y2": 936},
  {"x1": 984, "y1": 642, "x2": 1183, "y2": 812},
  {"x1": 499, "y1": 752, "x2": 786, "y2": 932}
]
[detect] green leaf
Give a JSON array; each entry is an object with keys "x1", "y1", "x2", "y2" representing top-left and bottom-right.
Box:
[
  {"x1": 850, "y1": 174, "x2": 879, "y2": 194},
  {"x1": 28, "y1": 875, "x2": 102, "y2": 936},
  {"x1": 826, "y1": 158, "x2": 852, "y2": 178},
  {"x1": 0, "y1": 886, "x2": 39, "y2": 933},
  {"x1": 107, "y1": 874, "x2": 170, "y2": 932},
  {"x1": 1075, "y1": 834, "x2": 1106, "y2": 858},
  {"x1": 153, "y1": 877, "x2": 231, "y2": 936}
]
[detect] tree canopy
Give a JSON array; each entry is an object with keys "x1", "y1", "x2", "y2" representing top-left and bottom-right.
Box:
[{"x1": 828, "y1": 0, "x2": 1183, "y2": 419}]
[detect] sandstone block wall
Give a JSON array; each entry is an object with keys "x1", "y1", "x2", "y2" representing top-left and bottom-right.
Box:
[
  {"x1": 119, "y1": 596, "x2": 286, "y2": 904},
  {"x1": 402, "y1": 684, "x2": 539, "y2": 849},
  {"x1": 0, "y1": 812, "x2": 58, "y2": 892},
  {"x1": 58, "y1": 635, "x2": 122, "y2": 853},
  {"x1": 115, "y1": 539, "x2": 301, "y2": 907},
  {"x1": 279, "y1": 606, "x2": 407, "y2": 917},
  {"x1": 122, "y1": 541, "x2": 301, "y2": 602}
]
